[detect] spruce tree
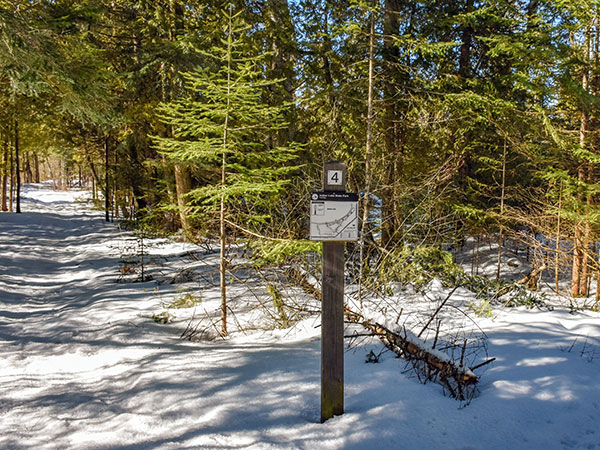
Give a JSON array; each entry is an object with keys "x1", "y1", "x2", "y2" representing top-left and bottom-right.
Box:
[{"x1": 154, "y1": 5, "x2": 298, "y2": 336}]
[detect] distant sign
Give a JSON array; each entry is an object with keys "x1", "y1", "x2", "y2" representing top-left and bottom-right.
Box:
[{"x1": 310, "y1": 192, "x2": 359, "y2": 241}]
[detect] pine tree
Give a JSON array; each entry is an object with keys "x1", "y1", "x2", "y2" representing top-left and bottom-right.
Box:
[{"x1": 154, "y1": 5, "x2": 299, "y2": 335}]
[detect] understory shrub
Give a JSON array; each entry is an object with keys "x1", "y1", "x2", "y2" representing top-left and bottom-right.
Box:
[{"x1": 376, "y1": 245, "x2": 546, "y2": 308}]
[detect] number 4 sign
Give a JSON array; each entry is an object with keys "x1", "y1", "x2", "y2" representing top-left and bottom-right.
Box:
[{"x1": 327, "y1": 170, "x2": 343, "y2": 186}]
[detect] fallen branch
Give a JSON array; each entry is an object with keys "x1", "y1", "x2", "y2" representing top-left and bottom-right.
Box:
[
  {"x1": 490, "y1": 263, "x2": 548, "y2": 301},
  {"x1": 345, "y1": 307, "x2": 479, "y2": 400},
  {"x1": 284, "y1": 266, "x2": 488, "y2": 401},
  {"x1": 516, "y1": 263, "x2": 547, "y2": 286},
  {"x1": 418, "y1": 286, "x2": 459, "y2": 338},
  {"x1": 470, "y1": 357, "x2": 496, "y2": 371}
]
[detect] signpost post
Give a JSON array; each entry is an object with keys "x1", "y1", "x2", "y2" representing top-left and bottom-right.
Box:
[{"x1": 310, "y1": 160, "x2": 358, "y2": 423}]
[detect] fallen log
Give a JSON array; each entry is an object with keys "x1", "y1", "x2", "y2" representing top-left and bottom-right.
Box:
[
  {"x1": 286, "y1": 267, "x2": 488, "y2": 400},
  {"x1": 516, "y1": 263, "x2": 547, "y2": 286},
  {"x1": 491, "y1": 263, "x2": 548, "y2": 301},
  {"x1": 345, "y1": 307, "x2": 480, "y2": 400}
]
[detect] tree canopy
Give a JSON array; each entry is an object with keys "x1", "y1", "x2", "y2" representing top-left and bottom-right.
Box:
[{"x1": 3, "y1": 0, "x2": 600, "y2": 303}]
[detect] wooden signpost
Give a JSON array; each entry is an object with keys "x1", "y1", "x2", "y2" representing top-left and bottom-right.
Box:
[{"x1": 310, "y1": 160, "x2": 358, "y2": 423}]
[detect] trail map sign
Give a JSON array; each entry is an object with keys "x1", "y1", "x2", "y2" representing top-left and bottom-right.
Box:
[
  {"x1": 311, "y1": 160, "x2": 357, "y2": 423},
  {"x1": 310, "y1": 192, "x2": 359, "y2": 241}
]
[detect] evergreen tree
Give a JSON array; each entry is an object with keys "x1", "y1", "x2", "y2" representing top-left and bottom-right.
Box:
[{"x1": 154, "y1": 5, "x2": 299, "y2": 335}]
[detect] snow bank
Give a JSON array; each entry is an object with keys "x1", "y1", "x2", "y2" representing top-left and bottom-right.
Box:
[{"x1": 1, "y1": 185, "x2": 599, "y2": 449}]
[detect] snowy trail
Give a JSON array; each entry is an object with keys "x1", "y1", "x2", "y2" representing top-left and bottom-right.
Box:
[
  {"x1": 1, "y1": 184, "x2": 600, "y2": 450},
  {"x1": 0, "y1": 185, "x2": 325, "y2": 449}
]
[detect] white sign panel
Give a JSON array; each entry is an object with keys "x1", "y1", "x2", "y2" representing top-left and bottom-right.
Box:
[{"x1": 310, "y1": 192, "x2": 359, "y2": 241}]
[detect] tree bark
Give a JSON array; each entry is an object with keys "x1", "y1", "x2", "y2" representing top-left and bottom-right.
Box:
[
  {"x1": 572, "y1": 28, "x2": 591, "y2": 297},
  {"x1": 15, "y1": 119, "x2": 20, "y2": 214},
  {"x1": 220, "y1": 4, "x2": 234, "y2": 337},
  {"x1": 34, "y1": 152, "x2": 40, "y2": 183},
  {"x1": 173, "y1": 164, "x2": 193, "y2": 237},
  {"x1": 555, "y1": 181, "x2": 562, "y2": 295},
  {"x1": 266, "y1": 0, "x2": 296, "y2": 145},
  {"x1": 9, "y1": 143, "x2": 14, "y2": 212},
  {"x1": 345, "y1": 307, "x2": 479, "y2": 400},
  {"x1": 381, "y1": 0, "x2": 402, "y2": 245},
  {"x1": 24, "y1": 151, "x2": 32, "y2": 184},
  {"x1": 358, "y1": 2, "x2": 376, "y2": 301},
  {"x1": 581, "y1": 170, "x2": 592, "y2": 297},
  {"x1": 105, "y1": 137, "x2": 110, "y2": 222},
  {"x1": 459, "y1": 0, "x2": 474, "y2": 77},
  {"x1": 1, "y1": 140, "x2": 7, "y2": 211},
  {"x1": 496, "y1": 136, "x2": 507, "y2": 281}
]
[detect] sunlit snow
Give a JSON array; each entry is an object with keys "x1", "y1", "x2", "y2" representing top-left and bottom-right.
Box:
[{"x1": 1, "y1": 183, "x2": 599, "y2": 449}]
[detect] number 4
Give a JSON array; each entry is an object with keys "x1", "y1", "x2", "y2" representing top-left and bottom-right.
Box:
[{"x1": 328, "y1": 170, "x2": 342, "y2": 186}]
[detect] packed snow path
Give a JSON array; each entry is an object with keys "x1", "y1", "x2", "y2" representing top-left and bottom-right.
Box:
[{"x1": 1, "y1": 184, "x2": 600, "y2": 450}]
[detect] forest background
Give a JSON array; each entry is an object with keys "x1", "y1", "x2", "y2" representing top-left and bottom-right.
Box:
[{"x1": 2, "y1": 0, "x2": 600, "y2": 318}]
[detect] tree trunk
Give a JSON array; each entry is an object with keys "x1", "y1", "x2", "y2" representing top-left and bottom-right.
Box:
[
  {"x1": 24, "y1": 151, "x2": 32, "y2": 184},
  {"x1": 571, "y1": 166, "x2": 585, "y2": 297},
  {"x1": 9, "y1": 145, "x2": 14, "y2": 212},
  {"x1": 581, "y1": 177, "x2": 592, "y2": 297},
  {"x1": 1, "y1": 140, "x2": 8, "y2": 212},
  {"x1": 596, "y1": 245, "x2": 600, "y2": 304},
  {"x1": 173, "y1": 164, "x2": 193, "y2": 237},
  {"x1": 220, "y1": 4, "x2": 234, "y2": 337},
  {"x1": 165, "y1": 1, "x2": 191, "y2": 235},
  {"x1": 459, "y1": 0, "x2": 474, "y2": 77},
  {"x1": 15, "y1": 119, "x2": 20, "y2": 214},
  {"x1": 555, "y1": 181, "x2": 562, "y2": 295},
  {"x1": 572, "y1": 30, "x2": 591, "y2": 297},
  {"x1": 266, "y1": 0, "x2": 296, "y2": 145},
  {"x1": 381, "y1": 0, "x2": 402, "y2": 246},
  {"x1": 34, "y1": 152, "x2": 40, "y2": 183},
  {"x1": 220, "y1": 162, "x2": 227, "y2": 337},
  {"x1": 88, "y1": 158, "x2": 101, "y2": 194},
  {"x1": 105, "y1": 137, "x2": 110, "y2": 222},
  {"x1": 358, "y1": 2, "x2": 376, "y2": 301},
  {"x1": 496, "y1": 136, "x2": 507, "y2": 281}
]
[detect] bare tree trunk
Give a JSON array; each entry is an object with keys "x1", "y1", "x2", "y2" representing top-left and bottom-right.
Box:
[
  {"x1": 596, "y1": 244, "x2": 600, "y2": 304},
  {"x1": 9, "y1": 145, "x2": 14, "y2": 212},
  {"x1": 555, "y1": 181, "x2": 562, "y2": 295},
  {"x1": 15, "y1": 119, "x2": 20, "y2": 214},
  {"x1": 581, "y1": 174, "x2": 592, "y2": 297},
  {"x1": 381, "y1": 0, "x2": 402, "y2": 246},
  {"x1": 1, "y1": 140, "x2": 7, "y2": 212},
  {"x1": 572, "y1": 27, "x2": 591, "y2": 297},
  {"x1": 220, "y1": 4, "x2": 234, "y2": 336},
  {"x1": 358, "y1": 2, "x2": 376, "y2": 302},
  {"x1": 34, "y1": 152, "x2": 40, "y2": 183},
  {"x1": 105, "y1": 137, "x2": 110, "y2": 222},
  {"x1": 24, "y1": 151, "x2": 32, "y2": 184},
  {"x1": 571, "y1": 169, "x2": 585, "y2": 297},
  {"x1": 220, "y1": 158, "x2": 227, "y2": 336},
  {"x1": 475, "y1": 235, "x2": 480, "y2": 275},
  {"x1": 174, "y1": 164, "x2": 193, "y2": 237},
  {"x1": 266, "y1": 0, "x2": 296, "y2": 145},
  {"x1": 496, "y1": 136, "x2": 507, "y2": 281},
  {"x1": 113, "y1": 149, "x2": 118, "y2": 219}
]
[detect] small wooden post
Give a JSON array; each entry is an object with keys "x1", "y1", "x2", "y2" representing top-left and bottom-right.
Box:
[{"x1": 321, "y1": 160, "x2": 345, "y2": 422}]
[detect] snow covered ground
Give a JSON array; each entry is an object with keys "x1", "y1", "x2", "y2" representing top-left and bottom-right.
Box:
[{"x1": 1, "y1": 183, "x2": 600, "y2": 449}]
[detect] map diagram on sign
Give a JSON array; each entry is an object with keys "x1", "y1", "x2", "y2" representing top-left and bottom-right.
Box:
[{"x1": 310, "y1": 192, "x2": 359, "y2": 241}]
